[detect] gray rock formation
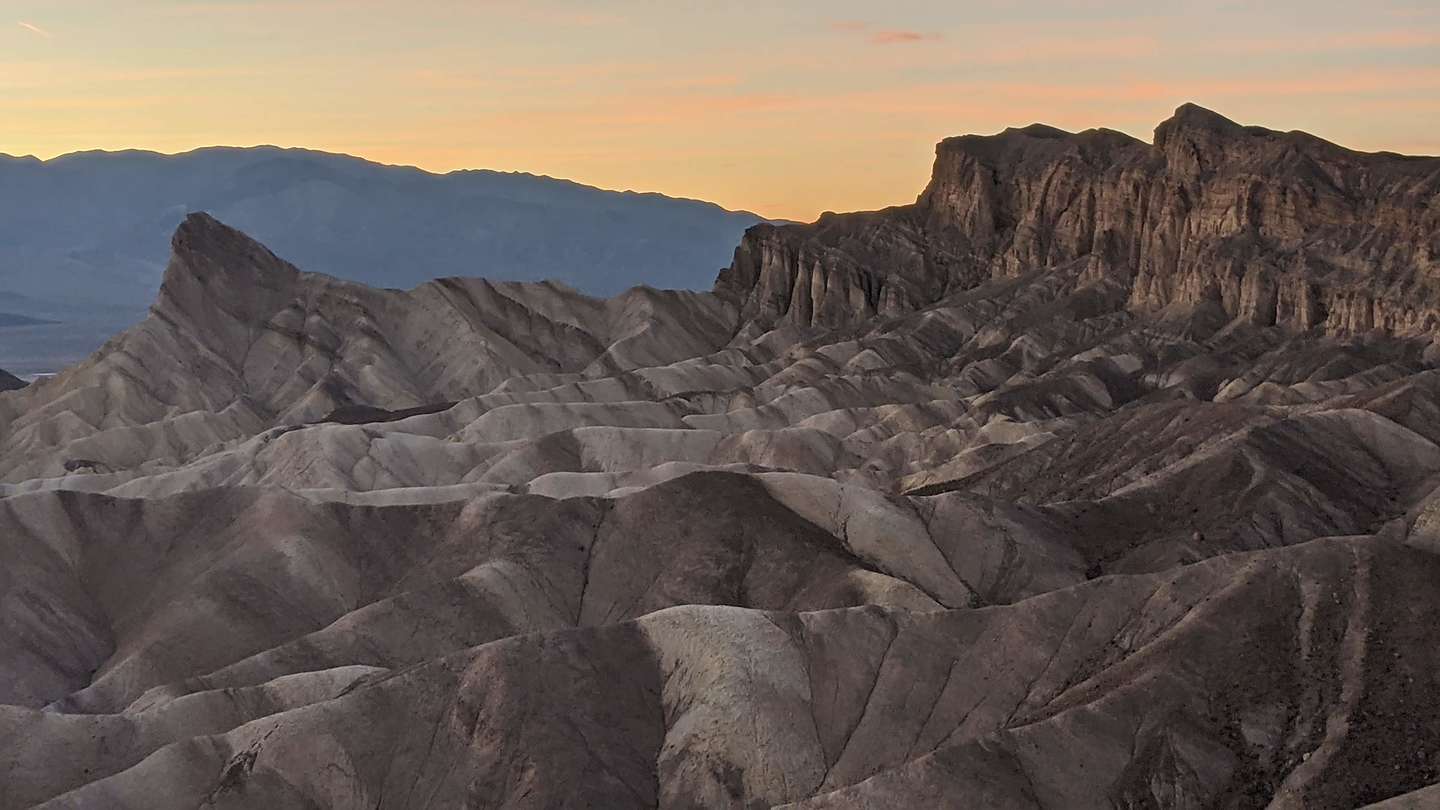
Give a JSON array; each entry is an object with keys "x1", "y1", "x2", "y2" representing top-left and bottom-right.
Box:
[
  {"x1": 0, "y1": 146, "x2": 768, "y2": 371},
  {"x1": 0, "y1": 369, "x2": 23, "y2": 391},
  {"x1": 3, "y1": 105, "x2": 1440, "y2": 808}
]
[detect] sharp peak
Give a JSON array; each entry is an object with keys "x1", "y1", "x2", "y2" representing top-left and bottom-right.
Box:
[
  {"x1": 1152, "y1": 103, "x2": 1269, "y2": 148},
  {"x1": 1002, "y1": 123, "x2": 1075, "y2": 139},
  {"x1": 179, "y1": 210, "x2": 226, "y2": 229},
  {"x1": 166, "y1": 212, "x2": 301, "y2": 284},
  {"x1": 172, "y1": 211, "x2": 258, "y2": 252},
  {"x1": 1166, "y1": 102, "x2": 1243, "y2": 130},
  {"x1": 937, "y1": 104, "x2": 1251, "y2": 153}
]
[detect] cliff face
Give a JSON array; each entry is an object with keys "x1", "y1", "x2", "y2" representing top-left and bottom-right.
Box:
[{"x1": 719, "y1": 104, "x2": 1440, "y2": 335}]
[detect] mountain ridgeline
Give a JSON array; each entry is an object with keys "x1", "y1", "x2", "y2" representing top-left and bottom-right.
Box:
[
  {"x1": 0, "y1": 146, "x2": 768, "y2": 304},
  {"x1": 3, "y1": 105, "x2": 1440, "y2": 809},
  {"x1": 719, "y1": 103, "x2": 1439, "y2": 334},
  {"x1": 0, "y1": 146, "x2": 767, "y2": 371}
]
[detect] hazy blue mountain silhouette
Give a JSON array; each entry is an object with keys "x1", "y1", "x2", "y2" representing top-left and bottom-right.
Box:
[
  {"x1": 0, "y1": 147, "x2": 770, "y2": 371},
  {"x1": 0, "y1": 312, "x2": 55, "y2": 327},
  {"x1": 0, "y1": 146, "x2": 768, "y2": 308}
]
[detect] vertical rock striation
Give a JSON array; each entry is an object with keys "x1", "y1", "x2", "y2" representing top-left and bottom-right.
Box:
[{"x1": 718, "y1": 103, "x2": 1440, "y2": 335}]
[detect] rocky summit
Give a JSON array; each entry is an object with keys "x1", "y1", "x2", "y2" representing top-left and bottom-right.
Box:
[{"x1": 2, "y1": 104, "x2": 1440, "y2": 809}]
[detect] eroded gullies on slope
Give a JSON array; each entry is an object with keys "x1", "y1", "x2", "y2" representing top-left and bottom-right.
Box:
[{"x1": 3, "y1": 104, "x2": 1440, "y2": 808}]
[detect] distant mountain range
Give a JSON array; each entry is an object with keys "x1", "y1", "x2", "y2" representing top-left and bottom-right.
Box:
[{"x1": 0, "y1": 146, "x2": 770, "y2": 371}]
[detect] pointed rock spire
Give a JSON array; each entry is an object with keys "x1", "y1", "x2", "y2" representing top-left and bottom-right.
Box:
[{"x1": 155, "y1": 212, "x2": 301, "y2": 342}]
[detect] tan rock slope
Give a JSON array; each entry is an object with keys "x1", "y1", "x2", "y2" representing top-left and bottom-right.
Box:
[{"x1": 3, "y1": 104, "x2": 1440, "y2": 808}]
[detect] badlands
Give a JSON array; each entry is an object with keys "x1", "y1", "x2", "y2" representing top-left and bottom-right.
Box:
[{"x1": 3, "y1": 105, "x2": 1440, "y2": 808}]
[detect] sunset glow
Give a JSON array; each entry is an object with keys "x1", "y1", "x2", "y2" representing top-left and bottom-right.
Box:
[{"x1": 4, "y1": 0, "x2": 1438, "y2": 221}]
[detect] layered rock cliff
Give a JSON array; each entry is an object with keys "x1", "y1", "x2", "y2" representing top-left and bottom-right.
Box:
[{"x1": 718, "y1": 103, "x2": 1440, "y2": 335}]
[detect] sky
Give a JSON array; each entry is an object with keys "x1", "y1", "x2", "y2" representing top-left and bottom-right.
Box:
[{"x1": 4, "y1": 1, "x2": 1439, "y2": 221}]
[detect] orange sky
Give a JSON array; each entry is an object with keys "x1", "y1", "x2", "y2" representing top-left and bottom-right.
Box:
[{"x1": 4, "y1": 1, "x2": 1439, "y2": 221}]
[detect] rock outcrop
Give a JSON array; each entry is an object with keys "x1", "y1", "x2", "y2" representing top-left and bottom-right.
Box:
[
  {"x1": 0, "y1": 213, "x2": 739, "y2": 482},
  {"x1": 719, "y1": 104, "x2": 1440, "y2": 335},
  {"x1": 0, "y1": 145, "x2": 767, "y2": 372},
  {"x1": 5, "y1": 106, "x2": 1440, "y2": 808},
  {"x1": 0, "y1": 369, "x2": 23, "y2": 391}
]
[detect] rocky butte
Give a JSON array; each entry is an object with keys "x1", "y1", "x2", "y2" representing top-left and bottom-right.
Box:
[
  {"x1": 1, "y1": 105, "x2": 1440, "y2": 809},
  {"x1": 721, "y1": 103, "x2": 1439, "y2": 335}
]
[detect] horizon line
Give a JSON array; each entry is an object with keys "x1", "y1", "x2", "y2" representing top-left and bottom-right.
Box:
[{"x1": 0, "y1": 143, "x2": 792, "y2": 222}]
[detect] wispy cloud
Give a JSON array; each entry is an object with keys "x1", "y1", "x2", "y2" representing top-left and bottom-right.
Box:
[
  {"x1": 829, "y1": 20, "x2": 941, "y2": 45},
  {"x1": 869, "y1": 30, "x2": 941, "y2": 44},
  {"x1": 17, "y1": 20, "x2": 51, "y2": 38}
]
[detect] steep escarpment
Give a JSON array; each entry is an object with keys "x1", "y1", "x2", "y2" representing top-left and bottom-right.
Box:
[
  {"x1": 719, "y1": 104, "x2": 1440, "y2": 334},
  {"x1": 0, "y1": 369, "x2": 23, "y2": 391}
]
